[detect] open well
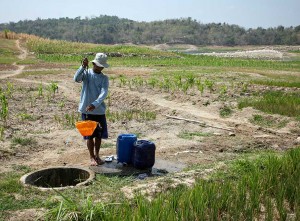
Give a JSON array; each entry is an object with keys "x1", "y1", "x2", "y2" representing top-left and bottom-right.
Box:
[{"x1": 20, "y1": 166, "x2": 95, "y2": 190}]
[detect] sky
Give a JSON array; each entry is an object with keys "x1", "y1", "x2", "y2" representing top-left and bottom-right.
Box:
[{"x1": 0, "y1": 0, "x2": 299, "y2": 29}]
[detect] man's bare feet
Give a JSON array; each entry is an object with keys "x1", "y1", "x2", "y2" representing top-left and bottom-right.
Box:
[
  {"x1": 90, "y1": 158, "x2": 98, "y2": 166},
  {"x1": 95, "y1": 157, "x2": 105, "y2": 165}
]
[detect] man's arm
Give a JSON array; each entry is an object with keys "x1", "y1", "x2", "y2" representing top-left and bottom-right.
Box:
[{"x1": 74, "y1": 58, "x2": 88, "y2": 82}]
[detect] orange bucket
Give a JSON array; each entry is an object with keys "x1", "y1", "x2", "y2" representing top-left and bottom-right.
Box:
[{"x1": 75, "y1": 120, "x2": 98, "y2": 136}]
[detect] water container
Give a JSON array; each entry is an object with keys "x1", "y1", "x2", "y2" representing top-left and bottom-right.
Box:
[
  {"x1": 133, "y1": 140, "x2": 156, "y2": 169},
  {"x1": 116, "y1": 134, "x2": 137, "y2": 164}
]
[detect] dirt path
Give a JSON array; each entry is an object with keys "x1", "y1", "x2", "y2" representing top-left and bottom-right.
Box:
[
  {"x1": 0, "y1": 40, "x2": 27, "y2": 79},
  {"x1": 1, "y1": 39, "x2": 79, "y2": 101}
]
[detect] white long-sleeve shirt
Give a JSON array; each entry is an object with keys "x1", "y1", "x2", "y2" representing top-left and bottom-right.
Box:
[{"x1": 74, "y1": 66, "x2": 109, "y2": 115}]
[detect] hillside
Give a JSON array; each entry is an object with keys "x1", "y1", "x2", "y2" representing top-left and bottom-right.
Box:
[{"x1": 1, "y1": 15, "x2": 299, "y2": 45}]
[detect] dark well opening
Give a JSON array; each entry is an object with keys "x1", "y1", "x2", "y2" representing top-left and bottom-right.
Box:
[{"x1": 21, "y1": 167, "x2": 94, "y2": 189}]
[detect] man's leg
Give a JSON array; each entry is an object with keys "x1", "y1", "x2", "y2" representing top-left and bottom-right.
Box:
[
  {"x1": 95, "y1": 137, "x2": 104, "y2": 165},
  {"x1": 95, "y1": 137, "x2": 101, "y2": 158},
  {"x1": 87, "y1": 139, "x2": 97, "y2": 165}
]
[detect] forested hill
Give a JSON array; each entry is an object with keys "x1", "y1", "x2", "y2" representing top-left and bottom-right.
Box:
[{"x1": 1, "y1": 15, "x2": 299, "y2": 45}]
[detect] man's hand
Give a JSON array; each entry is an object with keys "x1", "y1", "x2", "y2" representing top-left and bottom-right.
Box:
[
  {"x1": 82, "y1": 57, "x2": 88, "y2": 68},
  {"x1": 86, "y1": 104, "x2": 95, "y2": 112}
]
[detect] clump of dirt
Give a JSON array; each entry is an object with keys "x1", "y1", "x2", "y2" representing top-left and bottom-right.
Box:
[{"x1": 109, "y1": 90, "x2": 159, "y2": 112}]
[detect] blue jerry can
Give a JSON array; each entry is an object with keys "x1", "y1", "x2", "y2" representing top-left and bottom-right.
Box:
[{"x1": 116, "y1": 134, "x2": 137, "y2": 164}]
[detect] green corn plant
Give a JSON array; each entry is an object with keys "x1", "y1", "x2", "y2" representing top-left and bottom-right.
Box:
[
  {"x1": 17, "y1": 112, "x2": 33, "y2": 121},
  {"x1": 140, "y1": 110, "x2": 156, "y2": 120},
  {"x1": 6, "y1": 82, "x2": 14, "y2": 98},
  {"x1": 65, "y1": 113, "x2": 76, "y2": 128},
  {"x1": 130, "y1": 78, "x2": 136, "y2": 88},
  {"x1": 49, "y1": 82, "x2": 58, "y2": 96},
  {"x1": 219, "y1": 84, "x2": 228, "y2": 95},
  {"x1": 0, "y1": 126, "x2": 4, "y2": 140},
  {"x1": 181, "y1": 82, "x2": 189, "y2": 95},
  {"x1": 173, "y1": 74, "x2": 182, "y2": 89},
  {"x1": 0, "y1": 93, "x2": 8, "y2": 124},
  {"x1": 174, "y1": 74, "x2": 182, "y2": 87},
  {"x1": 164, "y1": 77, "x2": 172, "y2": 92},
  {"x1": 118, "y1": 75, "x2": 127, "y2": 87},
  {"x1": 159, "y1": 77, "x2": 171, "y2": 92},
  {"x1": 205, "y1": 79, "x2": 215, "y2": 93},
  {"x1": 147, "y1": 77, "x2": 158, "y2": 88},
  {"x1": 196, "y1": 79, "x2": 205, "y2": 95},
  {"x1": 38, "y1": 83, "x2": 43, "y2": 97},
  {"x1": 46, "y1": 82, "x2": 58, "y2": 101},
  {"x1": 131, "y1": 76, "x2": 144, "y2": 88},
  {"x1": 58, "y1": 100, "x2": 65, "y2": 111},
  {"x1": 186, "y1": 74, "x2": 196, "y2": 87}
]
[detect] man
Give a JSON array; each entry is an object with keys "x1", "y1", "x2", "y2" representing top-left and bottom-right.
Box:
[{"x1": 74, "y1": 53, "x2": 109, "y2": 166}]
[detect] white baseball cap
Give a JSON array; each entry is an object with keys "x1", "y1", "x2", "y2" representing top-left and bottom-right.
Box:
[{"x1": 92, "y1": 53, "x2": 109, "y2": 68}]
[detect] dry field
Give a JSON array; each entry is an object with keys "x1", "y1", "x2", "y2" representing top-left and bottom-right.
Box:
[
  {"x1": 0, "y1": 37, "x2": 300, "y2": 220},
  {"x1": 0, "y1": 39, "x2": 299, "y2": 172}
]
